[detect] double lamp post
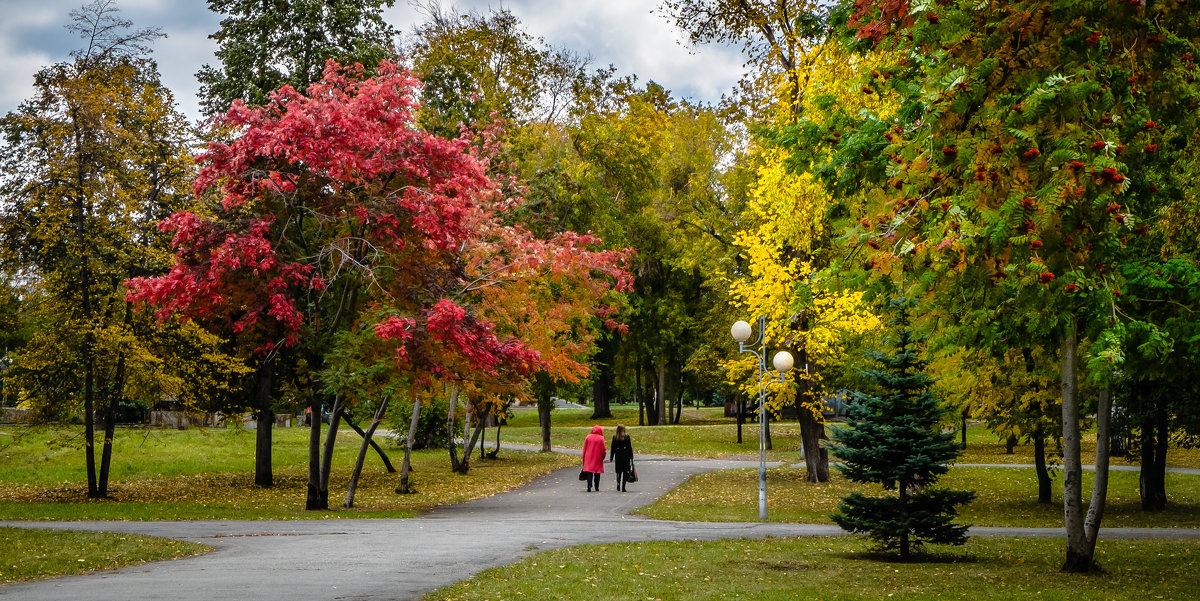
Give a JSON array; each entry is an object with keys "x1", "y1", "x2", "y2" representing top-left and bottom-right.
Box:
[{"x1": 730, "y1": 316, "x2": 794, "y2": 521}]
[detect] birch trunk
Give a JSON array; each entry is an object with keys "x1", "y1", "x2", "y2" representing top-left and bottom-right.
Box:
[
  {"x1": 397, "y1": 390, "x2": 421, "y2": 494},
  {"x1": 1060, "y1": 321, "x2": 1092, "y2": 572}
]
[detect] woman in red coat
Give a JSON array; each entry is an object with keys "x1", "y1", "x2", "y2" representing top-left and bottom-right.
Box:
[{"x1": 581, "y1": 425, "x2": 606, "y2": 492}]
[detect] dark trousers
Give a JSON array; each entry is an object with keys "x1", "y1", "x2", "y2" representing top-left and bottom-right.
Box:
[
  {"x1": 615, "y1": 471, "x2": 628, "y2": 490},
  {"x1": 586, "y1": 472, "x2": 601, "y2": 490}
]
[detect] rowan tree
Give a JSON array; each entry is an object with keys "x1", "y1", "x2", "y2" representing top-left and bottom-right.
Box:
[{"x1": 804, "y1": 0, "x2": 1200, "y2": 572}]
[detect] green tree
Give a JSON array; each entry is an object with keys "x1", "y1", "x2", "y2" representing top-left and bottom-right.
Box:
[
  {"x1": 0, "y1": 0, "x2": 243, "y2": 497},
  {"x1": 803, "y1": 0, "x2": 1200, "y2": 572},
  {"x1": 197, "y1": 0, "x2": 397, "y2": 116},
  {"x1": 1109, "y1": 257, "x2": 1200, "y2": 510},
  {"x1": 659, "y1": 0, "x2": 829, "y2": 122},
  {"x1": 829, "y1": 298, "x2": 975, "y2": 560},
  {"x1": 404, "y1": 3, "x2": 599, "y2": 136},
  {"x1": 933, "y1": 345, "x2": 1060, "y2": 503}
]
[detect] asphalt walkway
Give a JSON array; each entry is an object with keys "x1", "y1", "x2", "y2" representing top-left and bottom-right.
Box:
[{"x1": 3, "y1": 449, "x2": 1198, "y2": 600}]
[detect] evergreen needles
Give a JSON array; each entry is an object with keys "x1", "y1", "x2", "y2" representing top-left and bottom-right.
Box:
[{"x1": 829, "y1": 297, "x2": 976, "y2": 559}]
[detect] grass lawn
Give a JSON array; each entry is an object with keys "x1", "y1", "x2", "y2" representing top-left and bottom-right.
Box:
[
  {"x1": 2, "y1": 527, "x2": 208, "y2": 584},
  {"x1": 3, "y1": 414, "x2": 1198, "y2": 591},
  {"x1": 504, "y1": 405, "x2": 1200, "y2": 469},
  {"x1": 423, "y1": 536, "x2": 1200, "y2": 601},
  {"x1": 0, "y1": 425, "x2": 575, "y2": 520},
  {"x1": 637, "y1": 466, "x2": 1200, "y2": 528}
]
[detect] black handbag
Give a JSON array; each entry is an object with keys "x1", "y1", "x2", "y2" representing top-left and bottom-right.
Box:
[
  {"x1": 578, "y1": 469, "x2": 588, "y2": 481},
  {"x1": 626, "y1": 461, "x2": 638, "y2": 483}
]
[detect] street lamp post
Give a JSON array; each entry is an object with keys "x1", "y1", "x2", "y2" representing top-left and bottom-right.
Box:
[{"x1": 731, "y1": 316, "x2": 793, "y2": 520}]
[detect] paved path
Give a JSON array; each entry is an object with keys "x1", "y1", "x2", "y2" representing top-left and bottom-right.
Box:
[{"x1": 3, "y1": 450, "x2": 1198, "y2": 601}]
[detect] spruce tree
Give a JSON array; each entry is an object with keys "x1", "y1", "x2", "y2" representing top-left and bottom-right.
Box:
[{"x1": 829, "y1": 298, "x2": 975, "y2": 560}]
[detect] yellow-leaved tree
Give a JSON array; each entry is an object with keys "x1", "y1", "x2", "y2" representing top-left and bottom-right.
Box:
[
  {"x1": 722, "y1": 34, "x2": 900, "y2": 482},
  {"x1": 726, "y1": 149, "x2": 880, "y2": 482}
]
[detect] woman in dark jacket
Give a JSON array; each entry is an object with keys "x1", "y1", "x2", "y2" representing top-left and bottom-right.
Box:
[{"x1": 609, "y1": 424, "x2": 635, "y2": 492}]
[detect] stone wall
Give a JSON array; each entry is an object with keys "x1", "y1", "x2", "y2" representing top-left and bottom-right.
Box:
[
  {"x1": 1, "y1": 407, "x2": 31, "y2": 424},
  {"x1": 149, "y1": 411, "x2": 224, "y2": 429}
]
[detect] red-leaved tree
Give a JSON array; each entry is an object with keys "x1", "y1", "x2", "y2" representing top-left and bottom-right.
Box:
[{"x1": 129, "y1": 60, "x2": 632, "y2": 508}]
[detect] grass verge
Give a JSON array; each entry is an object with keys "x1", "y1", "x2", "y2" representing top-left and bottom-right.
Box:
[
  {"x1": 502, "y1": 406, "x2": 1200, "y2": 469},
  {"x1": 423, "y1": 536, "x2": 1200, "y2": 601},
  {"x1": 0, "y1": 426, "x2": 575, "y2": 520},
  {"x1": 637, "y1": 466, "x2": 1200, "y2": 528},
  {"x1": 2, "y1": 527, "x2": 208, "y2": 584}
]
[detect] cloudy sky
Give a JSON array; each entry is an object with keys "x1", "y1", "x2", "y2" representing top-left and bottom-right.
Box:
[{"x1": 0, "y1": 0, "x2": 746, "y2": 124}]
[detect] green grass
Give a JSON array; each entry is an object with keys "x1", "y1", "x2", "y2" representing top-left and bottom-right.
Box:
[
  {"x1": 504, "y1": 406, "x2": 807, "y2": 458},
  {"x1": 504, "y1": 406, "x2": 1200, "y2": 468},
  {"x1": 424, "y1": 536, "x2": 1200, "y2": 601},
  {"x1": 4, "y1": 416, "x2": 1199, "y2": 591},
  {"x1": 636, "y1": 466, "x2": 1200, "y2": 528},
  {"x1": 0, "y1": 425, "x2": 576, "y2": 520},
  {"x1": 1, "y1": 527, "x2": 208, "y2": 584}
]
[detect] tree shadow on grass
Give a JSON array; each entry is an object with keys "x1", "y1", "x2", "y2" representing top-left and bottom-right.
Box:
[{"x1": 836, "y1": 549, "x2": 981, "y2": 564}]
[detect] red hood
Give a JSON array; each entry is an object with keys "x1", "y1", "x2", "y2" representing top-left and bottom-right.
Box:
[{"x1": 590, "y1": 425, "x2": 604, "y2": 436}]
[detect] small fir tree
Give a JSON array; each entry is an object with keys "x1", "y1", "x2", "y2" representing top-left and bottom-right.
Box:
[{"x1": 829, "y1": 298, "x2": 975, "y2": 560}]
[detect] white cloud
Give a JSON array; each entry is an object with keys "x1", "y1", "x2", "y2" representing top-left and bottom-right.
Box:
[
  {"x1": 1, "y1": 0, "x2": 746, "y2": 121},
  {"x1": 387, "y1": 0, "x2": 745, "y2": 104}
]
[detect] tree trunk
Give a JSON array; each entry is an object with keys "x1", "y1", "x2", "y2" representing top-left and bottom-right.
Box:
[
  {"x1": 1081, "y1": 384, "x2": 1113, "y2": 563},
  {"x1": 1061, "y1": 321, "x2": 1110, "y2": 573},
  {"x1": 1139, "y1": 402, "x2": 1169, "y2": 511},
  {"x1": 960, "y1": 409, "x2": 968, "y2": 450},
  {"x1": 1034, "y1": 426, "x2": 1052, "y2": 504},
  {"x1": 72, "y1": 135, "x2": 100, "y2": 499},
  {"x1": 458, "y1": 422, "x2": 485, "y2": 474},
  {"x1": 1061, "y1": 323, "x2": 1087, "y2": 571},
  {"x1": 344, "y1": 414, "x2": 395, "y2": 472},
  {"x1": 538, "y1": 389, "x2": 552, "y2": 452},
  {"x1": 305, "y1": 394, "x2": 323, "y2": 510},
  {"x1": 344, "y1": 397, "x2": 389, "y2": 508},
  {"x1": 254, "y1": 355, "x2": 275, "y2": 487},
  {"x1": 794, "y1": 346, "x2": 829, "y2": 482},
  {"x1": 736, "y1": 398, "x2": 745, "y2": 444},
  {"x1": 655, "y1": 358, "x2": 667, "y2": 425},
  {"x1": 397, "y1": 391, "x2": 421, "y2": 494},
  {"x1": 591, "y1": 336, "x2": 615, "y2": 419},
  {"x1": 797, "y1": 404, "x2": 829, "y2": 483},
  {"x1": 592, "y1": 375, "x2": 611, "y2": 419},
  {"x1": 310, "y1": 397, "x2": 342, "y2": 511},
  {"x1": 672, "y1": 362, "x2": 683, "y2": 424},
  {"x1": 97, "y1": 302, "x2": 132, "y2": 497},
  {"x1": 447, "y1": 387, "x2": 462, "y2": 470},
  {"x1": 82, "y1": 307, "x2": 99, "y2": 497},
  {"x1": 1005, "y1": 434, "x2": 1017, "y2": 454},
  {"x1": 97, "y1": 403, "x2": 117, "y2": 497},
  {"x1": 635, "y1": 360, "x2": 645, "y2": 426},
  {"x1": 96, "y1": 350, "x2": 124, "y2": 497}
]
